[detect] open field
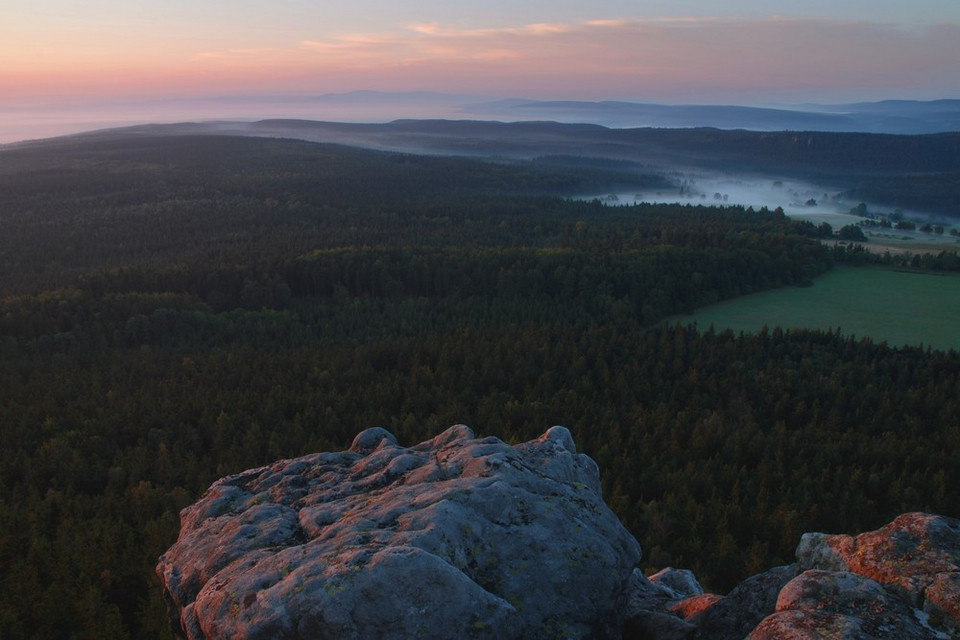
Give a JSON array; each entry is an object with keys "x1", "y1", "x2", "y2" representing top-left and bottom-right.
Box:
[
  {"x1": 678, "y1": 266, "x2": 960, "y2": 351},
  {"x1": 854, "y1": 227, "x2": 960, "y2": 255}
]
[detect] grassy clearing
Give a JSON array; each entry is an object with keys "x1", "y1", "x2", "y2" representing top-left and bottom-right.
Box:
[{"x1": 678, "y1": 266, "x2": 960, "y2": 351}]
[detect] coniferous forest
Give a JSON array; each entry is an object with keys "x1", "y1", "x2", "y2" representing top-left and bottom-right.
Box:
[{"x1": 0, "y1": 134, "x2": 957, "y2": 639}]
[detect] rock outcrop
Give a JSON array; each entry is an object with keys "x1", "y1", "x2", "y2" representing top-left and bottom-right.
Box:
[
  {"x1": 765, "y1": 511, "x2": 960, "y2": 639},
  {"x1": 157, "y1": 425, "x2": 641, "y2": 640},
  {"x1": 685, "y1": 513, "x2": 960, "y2": 639},
  {"x1": 628, "y1": 512, "x2": 960, "y2": 639},
  {"x1": 750, "y1": 569, "x2": 944, "y2": 639},
  {"x1": 690, "y1": 564, "x2": 797, "y2": 640},
  {"x1": 158, "y1": 423, "x2": 960, "y2": 639}
]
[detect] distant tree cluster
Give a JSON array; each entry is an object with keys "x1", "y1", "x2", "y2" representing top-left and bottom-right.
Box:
[{"x1": 837, "y1": 224, "x2": 867, "y2": 241}]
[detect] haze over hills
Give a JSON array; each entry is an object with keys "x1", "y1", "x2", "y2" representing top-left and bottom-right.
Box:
[
  {"x1": 460, "y1": 97, "x2": 960, "y2": 134},
  {"x1": 3, "y1": 92, "x2": 960, "y2": 145},
  {"x1": 290, "y1": 91, "x2": 960, "y2": 133}
]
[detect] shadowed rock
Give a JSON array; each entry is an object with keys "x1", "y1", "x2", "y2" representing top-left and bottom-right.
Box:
[
  {"x1": 157, "y1": 425, "x2": 641, "y2": 639},
  {"x1": 621, "y1": 568, "x2": 701, "y2": 640},
  {"x1": 690, "y1": 565, "x2": 797, "y2": 640}
]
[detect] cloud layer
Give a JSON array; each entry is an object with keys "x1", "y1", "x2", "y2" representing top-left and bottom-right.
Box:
[{"x1": 4, "y1": 16, "x2": 959, "y2": 102}]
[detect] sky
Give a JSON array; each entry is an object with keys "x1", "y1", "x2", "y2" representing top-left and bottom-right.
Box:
[{"x1": 2, "y1": 1, "x2": 959, "y2": 115}]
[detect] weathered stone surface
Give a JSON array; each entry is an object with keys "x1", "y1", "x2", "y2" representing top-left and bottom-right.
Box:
[
  {"x1": 667, "y1": 593, "x2": 723, "y2": 620},
  {"x1": 750, "y1": 610, "x2": 884, "y2": 640},
  {"x1": 622, "y1": 610, "x2": 696, "y2": 640},
  {"x1": 795, "y1": 512, "x2": 960, "y2": 635},
  {"x1": 923, "y1": 571, "x2": 960, "y2": 636},
  {"x1": 648, "y1": 567, "x2": 704, "y2": 600},
  {"x1": 157, "y1": 425, "x2": 641, "y2": 640},
  {"x1": 623, "y1": 567, "x2": 674, "y2": 614},
  {"x1": 795, "y1": 532, "x2": 847, "y2": 572},
  {"x1": 749, "y1": 569, "x2": 942, "y2": 640},
  {"x1": 690, "y1": 564, "x2": 797, "y2": 640},
  {"x1": 621, "y1": 568, "x2": 700, "y2": 640}
]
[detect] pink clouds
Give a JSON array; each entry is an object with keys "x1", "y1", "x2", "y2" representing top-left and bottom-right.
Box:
[
  {"x1": 219, "y1": 17, "x2": 960, "y2": 100},
  {"x1": 2, "y1": 16, "x2": 959, "y2": 102}
]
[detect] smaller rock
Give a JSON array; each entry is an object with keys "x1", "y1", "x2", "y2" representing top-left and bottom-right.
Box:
[
  {"x1": 622, "y1": 611, "x2": 696, "y2": 640},
  {"x1": 649, "y1": 567, "x2": 704, "y2": 600},
  {"x1": 749, "y1": 609, "x2": 871, "y2": 640},
  {"x1": 349, "y1": 426, "x2": 397, "y2": 453},
  {"x1": 691, "y1": 564, "x2": 797, "y2": 640},
  {"x1": 621, "y1": 568, "x2": 702, "y2": 640},
  {"x1": 622, "y1": 568, "x2": 674, "y2": 616},
  {"x1": 796, "y1": 532, "x2": 848, "y2": 572},
  {"x1": 668, "y1": 594, "x2": 722, "y2": 620},
  {"x1": 750, "y1": 569, "x2": 942, "y2": 640},
  {"x1": 923, "y1": 571, "x2": 960, "y2": 637}
]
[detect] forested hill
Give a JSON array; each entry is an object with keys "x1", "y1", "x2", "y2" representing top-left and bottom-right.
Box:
[
  {"x1": 0, "y1": 133, "x2": 663, "y2": 296},
  {"x1": 79, "y1": 119, "x2": 960, "y2": 215},
  {"x1": 0, "y1": 134, "x2": 957, "y2": 639}
]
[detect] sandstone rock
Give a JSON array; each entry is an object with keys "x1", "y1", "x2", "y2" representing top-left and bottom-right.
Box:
[
  {"x1": 622, "y1": 568, "x2": 675, "y2": 615},
  {"x1": 749, "y1": 610, "x2": 885, "y2": 640},
  {"x1": 648, "y1": 567, "x2": 704, "y2": 600},
  {"x1": 157, "y1": 425, "x2": 641, "y2": 640},
  {"x1": 621, "y1": 568, "x2": 700, "y2": 640},
  {"x1": 749, "y1": 569, "x2": 942, "y2": 639},
  {"x1": 795, "y1": 532, "x2": 847, "y2": 572},
  {"x1": 691, "y1": 564, "x2": 797, "y2": 640},
  {"x1": 923, "y1": 571, "x2": 960, "y2": 637},
  {"x1": 667, "y1": 593, "x2": 723, "y2": 619},
  {"x1": 795, "y1": 512, "x2": 960, "y2": 635},
  {"x1": 622, "y1": 610, "x2": 696, "y2": 640}
]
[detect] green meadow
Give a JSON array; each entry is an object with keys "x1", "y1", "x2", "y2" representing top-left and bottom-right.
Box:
[{"x1": 680, "y1": 266, "x2": 960, "y2": 351}]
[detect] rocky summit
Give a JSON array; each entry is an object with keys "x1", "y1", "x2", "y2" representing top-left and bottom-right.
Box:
[
  {"x1": 157, "y1": 425, "x2": 641, "y2": 639},
  {"x1": 158, "y1": 425, "x2": 960, "y2": 639}
]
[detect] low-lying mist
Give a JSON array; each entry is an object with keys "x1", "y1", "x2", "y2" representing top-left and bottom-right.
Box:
[{"x1": 589, "y1": 172, "x2": 854, "y2": 219}]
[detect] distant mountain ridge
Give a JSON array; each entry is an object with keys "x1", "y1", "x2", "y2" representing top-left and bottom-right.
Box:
[
  {"x1": 290, "y1": 91, "x2": 960, "y2": 133},
  {"x1": 459, "y1": 97, "x2": 960, "y2": 133}
]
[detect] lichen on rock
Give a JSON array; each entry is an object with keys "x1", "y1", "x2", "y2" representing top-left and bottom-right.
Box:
[{"x1": 755, "y1": 512, "x2": 960, "y2": 639}]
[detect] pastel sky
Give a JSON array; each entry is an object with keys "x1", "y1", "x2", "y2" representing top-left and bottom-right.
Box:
[{"x1": 3, "y1": 0, "x2": 960, "y2": 105}]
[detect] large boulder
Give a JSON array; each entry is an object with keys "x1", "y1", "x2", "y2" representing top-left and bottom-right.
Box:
[{"x1": 157, "y1": 425, "x2": 642, "y2": 640}]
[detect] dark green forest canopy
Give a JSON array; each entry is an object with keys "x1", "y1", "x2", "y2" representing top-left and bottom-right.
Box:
[
  {"x1": 0, "y1": 134, "x2": 669, "y2": 295},
  {"x1": 0, "y1": 134, "x2": 957, "y2": 639}
]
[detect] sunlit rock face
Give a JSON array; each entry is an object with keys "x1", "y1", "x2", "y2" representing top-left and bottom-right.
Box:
[
  {"x1": 156, "y1": 425, "x2": 641, "y2": 640},
  {"x1": 749, "y1": 512, "x2": 960, "y2": 639},
  {"x1": 157, "y1": 423, "x2": 960, "y2": 640},
  {"x1": 620, "y1": 513, "x2": 960, "y2": 640}
]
